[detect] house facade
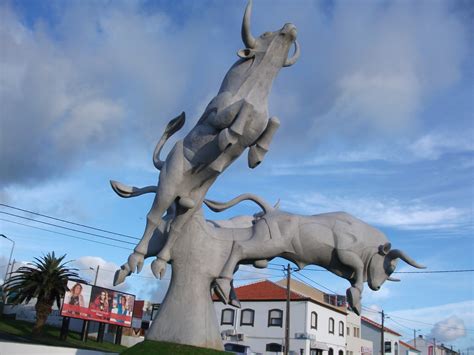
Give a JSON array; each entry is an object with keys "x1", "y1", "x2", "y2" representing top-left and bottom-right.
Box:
[
  {"x1": 406, "y1": 336, "x2": 459, "y2": 355},
  {"x1": 213, "y1": 279, "x2": 349, "y2": 355},
  {"x1": 346, "y1": 311, "x2": 374, "y2": 355},
  {"x1": 400, "y1": 340, "x2": 421, "y2": 355},
  {"x1": 361, "y1": 316, "x2": 402, "y2": 355}
]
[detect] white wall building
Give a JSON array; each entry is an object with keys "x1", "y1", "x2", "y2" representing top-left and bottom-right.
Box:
[
  {"x1": 406, "y1": 336, "x2": 458, "y2": 355},
  {"x1": 214, "y1": 279, "x2": 348, "y2": 355},
  {"x1": 347, "y1": 310, "x2": 373, "y2": 355},
  {"x1": 361, "y1": 316, "x2": 401, "y2": 355},
  {"x1": 400, "y1": 340, "x2": 421, "y2": 355}
]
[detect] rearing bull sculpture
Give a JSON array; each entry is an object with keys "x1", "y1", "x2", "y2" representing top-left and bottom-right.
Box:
[{"x1": 111, "y1": 0, "x2": 300, "y2": 283}]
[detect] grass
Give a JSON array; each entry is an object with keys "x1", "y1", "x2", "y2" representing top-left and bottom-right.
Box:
[
  {"x1": 0, "y1": 316, "x2": 127, "y2": 353},
  {"x1": 121, "y1": 340, "x2": 228, "y2": 355}
]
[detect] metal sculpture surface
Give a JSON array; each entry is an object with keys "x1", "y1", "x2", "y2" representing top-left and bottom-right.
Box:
[{"x1": 109, "y1": 1, "x2": 424, "y2": 350}]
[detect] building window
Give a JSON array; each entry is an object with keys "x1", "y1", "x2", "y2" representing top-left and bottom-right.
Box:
[
  {"x1": 353, "y1": 326, "x2": 360, "y2": 338},
  {"x1": 339, "y1": 321, "x2": 344, "y2": 336},
  {"x1": 339, "y1": 350, "x2": 344, "y2": 355},
  {"x1": 311, "y1": 312, "x2": 318, "y2": 329},
  {"x1": 347, "y1": 327, "x2": 350, "y2": 336},
  {"x1": 395, "y1": 342, "x2": 398, "y2": 355},
  {"x1": 221, "y1": 308, "x2": 235, "y2": 325},
  {"x1": 385, "y1": 341, "x2": 392, "y2": 353},
  {"x1": 266, "y1": 343, "x2": 283, "y2": 352},
  {"x1": 268, "y1": 309, "x2": 283, "y2": 327},
  {"x1": 329, "y1": 348, "x2": 334, "y2": 355},
  {"x1": 240, "y1": 309, "x2": 255, "y2": 326},
  {"x1": 329, "y1": 318, "x2": 335, "y2": 334}
]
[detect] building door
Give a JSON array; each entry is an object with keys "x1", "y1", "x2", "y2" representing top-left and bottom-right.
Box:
[{"x1": 310, "y1": 349, "x2": 323, "y2": 355}]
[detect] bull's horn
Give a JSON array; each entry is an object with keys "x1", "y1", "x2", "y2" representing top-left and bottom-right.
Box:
[
  {"x1": 387, "y1": 249, "x2": 426, "y2": 269},
  {"x1": 387, "y1": 277, "x2": 400, "y2": 282},
  {"x1": 283, "y1": 40, "x2": 300, "y2": 67},
  {"x1": 242, "y1": 0, "x2": 256, "y2": 48}
]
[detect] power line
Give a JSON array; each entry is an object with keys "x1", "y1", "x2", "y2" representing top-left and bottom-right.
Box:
[
  {"x1": 387, "y1": 314, "x2": 474, "y2": 332},
  {"x1": 0, "y1": 203, "x2": 137, "y2": 240},
  {"x1": 0, "y1": 218, "x2": 132, "y2": 251},
  {"x1": 293, "y1": 270, "x2": 339, "y2": 295},
  {"x1": 270, "y1": 262, "x2": 474, "y2": 275},
  {"x1": 0, "y1": 211, "x2": 136, "y2": 245}
]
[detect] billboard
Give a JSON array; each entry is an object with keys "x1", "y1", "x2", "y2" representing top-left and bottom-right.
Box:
[{"x1": 61, "y1": 281, "x2": 135, "y2": 327}]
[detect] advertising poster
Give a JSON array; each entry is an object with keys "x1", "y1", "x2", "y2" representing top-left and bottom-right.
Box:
[{"x1": 60, "y1": 281, "x2": 135, "y2": 327}]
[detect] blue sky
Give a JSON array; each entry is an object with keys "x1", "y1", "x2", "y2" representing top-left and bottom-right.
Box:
[{"x1": 0, "y1": 0, "x2": 472, "y2": 350}]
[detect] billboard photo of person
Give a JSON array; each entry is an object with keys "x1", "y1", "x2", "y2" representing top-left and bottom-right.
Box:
[
  {"x1": 110, "y1": 292, "x2": 134, "y2": 326},
  {"x1": 61, "y1": 281, "x2": 91, "y2": 319},
  {"x1": 89, "y1": 287, "x2": 112, "y2": 321}
]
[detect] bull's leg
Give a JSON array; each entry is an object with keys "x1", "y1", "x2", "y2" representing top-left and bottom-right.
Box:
[
  {"x1": 248, "y1": 116, "x2": 280, "y2": 168},
  {"x1": 217, "y1": 101, "x2": 254, "y2": 151},
  {"x1": 150, "y1": 205, "x2": 197, "y2": 279},
  {"x1": 215, "y1": 224, "x2": 288, "y2": 303},
  {"x1": 336, "y1": 250, "x2": 365, "y2": 315}
]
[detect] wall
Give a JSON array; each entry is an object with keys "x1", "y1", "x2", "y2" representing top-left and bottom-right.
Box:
[
  {"x1": 346, "y1": 311, "x2": 373, "y2": 355},
  {"x1": 361, "y1": 322, "x2": 400, "y2": 355}
]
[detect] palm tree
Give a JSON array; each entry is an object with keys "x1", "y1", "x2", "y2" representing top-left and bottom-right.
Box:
[{"x1": 4, "y1": 252, "x2": 84, "y2": 336}]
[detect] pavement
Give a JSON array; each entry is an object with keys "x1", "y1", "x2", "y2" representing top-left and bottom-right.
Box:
[{"x1": 0, "y1": 340, "x2": 119, "y2": 355}]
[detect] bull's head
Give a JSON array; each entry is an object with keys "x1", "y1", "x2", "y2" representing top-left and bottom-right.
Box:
[
  {"x1": 238, "y1": 0, "x2": 300, "y2": 67},
  {"x1": 367, "y1": 242, "x2": 426, "y2": 291}
]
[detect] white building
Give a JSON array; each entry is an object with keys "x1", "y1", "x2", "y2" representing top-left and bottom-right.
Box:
[
  {"x1": 213, "y1": 279, "x2": 348, "y2": 355},
  {"x1": 361, "y1": 316, "x2": 401, "y2": 355},
  {"x1": 399, "y1": 340, "x2": 421, "y2": 355},
  {"x1": 406, "y1": 336, "x2": 459, "y2": 355},
  {"x1": 346, "y1": 311, "x2": 373, "y2": 355}
]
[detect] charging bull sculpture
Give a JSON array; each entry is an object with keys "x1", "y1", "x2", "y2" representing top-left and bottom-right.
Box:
[
  {"x1": 108, "y1": 1, "x2": 425, "y2": 350},
  {"x1": 110, "y1": 0, "x2": 300, "y2": 281},
  {"x1": 204, "y1": 194, "x2": 426, "y2": 315}
]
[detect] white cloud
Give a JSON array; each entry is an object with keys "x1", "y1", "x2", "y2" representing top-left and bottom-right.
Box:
[
  {"x1": 282, "y1": 193, "x2": 467, "y2": 230},
  {"x1": 409, "y1": 133, "x2": 474, "y2": 160},
  {"x1": 390, "y1": 300, "x2": 473, "y2": 343},
  {"x1": 429, "y1": 316, "x2": 467, "y2": 342}
]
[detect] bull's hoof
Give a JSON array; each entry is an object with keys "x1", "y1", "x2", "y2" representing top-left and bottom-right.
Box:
[
  {"x1": 218, "y1": 128, "x2": 238, "y2": 151},
  {"x1": 346, "y1": 287, "x2": 362, "y2": 315},
  {"x1": 213, "y1": 278, "x2": 232, "y2": 304},
  {"x1": 253, "y1": 259, "x2": 268, "y2": 268},
  {"x1": 127, "y1": 252, "x2": 145, "y2": 273},
  {"x1": 113, "y1": 266, "x2": 131, "y2": 286},
  {"x1": 178, "y1": 196, "x2": 195, "y2": 209},
  {"x1": 151, "y1": 258, "x2": 167, "y2": 279},
  {"x1": 230, "y1": 297, "x2": 241, "y2": 309}
]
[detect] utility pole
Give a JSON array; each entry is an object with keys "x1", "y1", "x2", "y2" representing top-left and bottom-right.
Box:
[
  {"x1": 381, "y1": 310, "x2": 385, "y2": 355},
  {"x1": 433, "y1": 338, "x2": 436, "y2": 355},
  {"x1": 94, "y1": 265, "x2": 100, "y2": 286},
  {"x1": 414, "y1": 329, "x2": 421, "y2": 348},
  {"x1": 285, "y1": 263, "x2": 291, "y2": 355},
  {"x1": 1, "y1": 234, "x2": 15, "y2": 285},
  {"x1": 82, "y1": 265, "x2": 100, "y2": 342}
]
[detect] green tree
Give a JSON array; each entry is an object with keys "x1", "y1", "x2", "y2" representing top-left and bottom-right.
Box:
[{"x1": 4, "y1": 252, "x2": 84, "y2": 336}]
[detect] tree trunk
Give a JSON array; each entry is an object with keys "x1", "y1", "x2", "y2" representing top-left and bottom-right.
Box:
[
  {"x1": 146, "y1": 214, "x2": 234, "y2": 350},
  {"x1": 33, "y1": 301, "x2": 52, "y2": 336}
]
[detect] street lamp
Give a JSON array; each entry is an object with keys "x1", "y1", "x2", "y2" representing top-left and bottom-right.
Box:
[
  {"x1": 1, "y1": 234, "x2": 15, "y2": 285},
  {"x1": 89, "y1": 265, "x2": 100, "y2": 286}
]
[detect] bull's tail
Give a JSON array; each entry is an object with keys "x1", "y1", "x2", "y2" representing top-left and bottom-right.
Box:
[
  {"x1": 153, "y1": 112, "x2": 186, "y2": 170},
  {"x1": 204, "y1": 193, "x2": 273, "y2": 214},
  {"x1": 110, "y1": 180, "x2": 156, "y2": 198}
]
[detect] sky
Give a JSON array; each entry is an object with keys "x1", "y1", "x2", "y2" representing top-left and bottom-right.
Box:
[{"x1": 0, "y1": 0, "x2": 473, "y2": 351}]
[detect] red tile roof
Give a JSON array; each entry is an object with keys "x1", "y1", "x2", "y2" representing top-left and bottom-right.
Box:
[
  {"x1": 400, "y1": 341, "x2": 420, "y2": 352},
  {"x1": 213, "y1": 280, "x2": 307, "y2": 301},
  {"x1": 361, "y1": 316, "x2": 402, "y2": 336}
]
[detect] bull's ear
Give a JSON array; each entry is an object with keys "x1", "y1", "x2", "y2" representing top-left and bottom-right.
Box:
[
  {"x1": 378, "y1": 242, "x2": 391, "y2": 256},
  {"x1": 238, "y1": 48, "x2": 256, "y2": 59}
]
